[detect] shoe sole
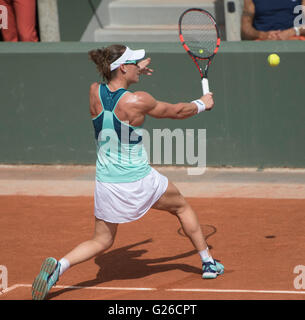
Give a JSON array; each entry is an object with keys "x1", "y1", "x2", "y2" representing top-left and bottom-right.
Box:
[
  {"x1": 32, "y1": 257, "x2": 57, "y2": 300},
  {"x1": 202, "y1": 272, "x2": 218, "y2": 279},
  {"x1": 202, "y1": 264, "x2": 224, "y2": 279}
]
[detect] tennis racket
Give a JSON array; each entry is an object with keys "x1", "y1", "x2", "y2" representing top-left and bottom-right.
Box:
[{"x1": 178, "y1": 8, "x2": 220, "y2": 95}]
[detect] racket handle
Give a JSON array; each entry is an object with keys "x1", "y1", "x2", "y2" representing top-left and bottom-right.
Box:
[{"x1": 201, "y1": 78, "x2": 210, "y2": 95}]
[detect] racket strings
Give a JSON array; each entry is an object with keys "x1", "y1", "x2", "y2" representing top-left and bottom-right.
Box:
[{"x1": 180, "y1": 11, "x2": 218, "y2": 59}]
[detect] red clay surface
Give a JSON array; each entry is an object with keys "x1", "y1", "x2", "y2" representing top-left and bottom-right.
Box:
[{"x1": 1, "y1": 196, "x2": 305, "y2": 300}]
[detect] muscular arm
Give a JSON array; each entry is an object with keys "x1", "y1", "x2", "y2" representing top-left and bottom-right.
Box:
[
  {"x1": 130, "y1": 91, "x2": 214, "y2": 120},
  {"x1": 148, "y1": 99, "x2": 198, "y2": 120}
]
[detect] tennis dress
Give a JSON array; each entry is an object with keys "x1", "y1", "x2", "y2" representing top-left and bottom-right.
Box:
[{"x1": 92, "y1": 84, "x2": 168, "y2": 223}]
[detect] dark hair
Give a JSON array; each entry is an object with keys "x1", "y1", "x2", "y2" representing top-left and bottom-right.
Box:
[{"x1": 88, "y1": 44, "x2": 126, "y2": 82}]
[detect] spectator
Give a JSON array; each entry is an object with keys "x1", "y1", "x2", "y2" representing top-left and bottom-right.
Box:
[
  {"x1": 241, "y1": 0, "x2": 305, "y2": 40},
  {"x1": 0, "y1": 0, "x2": 38, "y2": 41}
]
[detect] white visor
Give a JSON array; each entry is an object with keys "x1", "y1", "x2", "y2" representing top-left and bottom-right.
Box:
[{"x1": 110, "y1": 47, "x2": 145, "y2": 71}]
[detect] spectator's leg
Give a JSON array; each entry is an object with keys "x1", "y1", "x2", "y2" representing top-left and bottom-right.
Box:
[
  {"x1": 14, "y1": 0, "x2": 38, "y2": 41},
  {"x1": 0, "y1": 0, "x2": 18, "y2": 41}
]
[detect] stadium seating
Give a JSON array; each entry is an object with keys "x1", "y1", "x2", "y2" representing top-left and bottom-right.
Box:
[{"x1": 93, "y1": 0, "x2": 226, "y2": 42}]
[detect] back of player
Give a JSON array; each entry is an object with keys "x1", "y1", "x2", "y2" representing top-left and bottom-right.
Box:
[{"x1": 92, "y1": 83, "x2": 151, "y2": 183}]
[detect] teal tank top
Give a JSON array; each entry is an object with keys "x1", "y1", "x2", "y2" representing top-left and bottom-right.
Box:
[{"x1": 92, "y1": 84, "x2": 151, "y2": 183}]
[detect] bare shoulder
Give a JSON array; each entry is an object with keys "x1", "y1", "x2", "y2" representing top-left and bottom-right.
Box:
[
  {"x1": 121, "y1": 91, "x2": 157, "y2": 112},
  {"x1": 89, "y1": 82, "x2": 99, "y2": 93},
  {"x1": 124, "y1": 91, "x2": 155, "y2": 103},
  {"x1": 89, "y1": 82, "x2": 102, "y2": 118}
]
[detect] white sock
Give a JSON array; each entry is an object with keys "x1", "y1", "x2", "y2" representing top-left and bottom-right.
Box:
[
  {"x1": 59, "y1": 258, "x2": 70, "y2": 276},
  {"x1": 199, "y1": 249, "x2": 214, "y2": 263}
]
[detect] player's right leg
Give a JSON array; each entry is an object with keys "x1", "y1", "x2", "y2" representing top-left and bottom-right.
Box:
[
  {"x1": 61, "y1": 218, "x2": 118, "y2": 268},
  {"x1": 32, "y1": 218, "x2": 118, "y2": 300}
]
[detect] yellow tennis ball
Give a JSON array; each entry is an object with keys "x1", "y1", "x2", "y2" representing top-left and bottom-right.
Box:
[
  {"x1": 268, "y1": 53, "x2": 280, "y2": 67},
  {"x1": 199, "y1": 49, "x2": 204, "y2": 54}
]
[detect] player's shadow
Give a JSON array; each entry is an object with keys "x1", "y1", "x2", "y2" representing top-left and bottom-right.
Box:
[{"x1": 47, "y1": 238, "x2": 201, "y2": 300}]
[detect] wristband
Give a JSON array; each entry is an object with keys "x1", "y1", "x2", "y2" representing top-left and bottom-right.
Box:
[{"x1": 192, "y1": 99, "x2": 206, "y2": 113}]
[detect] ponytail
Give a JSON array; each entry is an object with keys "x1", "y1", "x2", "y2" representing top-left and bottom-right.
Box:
[{"x1": 88, "y1": 44, "x2": 126, "y2": 82}]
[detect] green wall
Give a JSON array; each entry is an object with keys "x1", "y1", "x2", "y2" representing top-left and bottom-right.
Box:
[{"x1": 0, "y1": 41, "x2": 304, "y2": 167}]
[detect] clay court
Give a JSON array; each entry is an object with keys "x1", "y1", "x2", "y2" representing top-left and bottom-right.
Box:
[{"x1": 1, "y1": 165, "x2": 305, "y2": 300}]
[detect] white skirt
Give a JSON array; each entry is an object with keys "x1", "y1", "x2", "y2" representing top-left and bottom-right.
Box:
[{"x1": 94, "y1": 167, "x2": 168, "y2": 223}]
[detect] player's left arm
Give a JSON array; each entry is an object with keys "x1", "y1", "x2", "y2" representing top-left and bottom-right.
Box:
[{"x1": 138, "y1": 58, "x2": 154, "y2": 76}]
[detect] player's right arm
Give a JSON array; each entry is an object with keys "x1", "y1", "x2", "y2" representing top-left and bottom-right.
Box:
[{"x1": 133, "y1": 91, "x2": 214, "y2": 120}]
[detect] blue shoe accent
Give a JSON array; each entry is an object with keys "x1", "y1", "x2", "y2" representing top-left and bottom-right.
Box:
[
  {"x1": 32, "y1": 257, "x2": 60, "y2": 300},
  {"x1": 202, "y1": 259, "x2": 224, "y2": 279}
]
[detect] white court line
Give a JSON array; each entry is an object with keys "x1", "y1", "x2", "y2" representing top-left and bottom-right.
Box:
[
  {"x1": 0, "y1": 284, "x2": 22, "y2": 296},
  {"x1": 166, "y1": 288, "x2": 305, "y2": 295},
  {"x1": 1, "y1": 284, "x2": 305, "y2": 297},
  {"x1": 0, "y1": 284, "x2": 157, "y2": 296},
  {"x1": 54, "y1": 285, "x2": 157, "y2": 291}
]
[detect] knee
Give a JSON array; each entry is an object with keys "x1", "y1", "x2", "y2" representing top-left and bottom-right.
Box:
[
  {"x1": 93, "y1": 234, "x2": 115, "y2": 252},
  {"x1": 168, "y1": 196, "x2": 189, "y2": 216}
]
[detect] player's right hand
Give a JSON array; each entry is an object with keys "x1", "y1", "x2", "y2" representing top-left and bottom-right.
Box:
[{"x1": 200, "y1": 93, "x2": 214, "y2": 111}]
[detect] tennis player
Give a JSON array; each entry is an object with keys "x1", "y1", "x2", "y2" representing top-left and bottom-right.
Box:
[{"x1": 32, "y1": 44, "x2": 224, "y2": 300}]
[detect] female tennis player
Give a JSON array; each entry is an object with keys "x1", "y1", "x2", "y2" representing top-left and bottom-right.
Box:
[{"x1": 32, "y1": 44, "x2": 224, "y2": 300}]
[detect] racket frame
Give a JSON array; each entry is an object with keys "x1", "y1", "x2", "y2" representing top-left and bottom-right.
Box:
[{"x1": 178, "y1": 8, "x2": 221, "y2": 94}]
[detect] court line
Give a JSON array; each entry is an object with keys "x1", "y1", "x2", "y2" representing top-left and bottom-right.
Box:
[
  {"x1": 54, "y1": 285, "x2": 157, "y2": 291},
  {"x1": 1, "y1": 284, "x2": 305, "y2": 297},
  {"x1": 166, "y1": 288, "x2": 305, "y2": 295},
  {"x1": 0, "y1": 284, "x2": 22, "y2": 296},
  {"x1": 0, "y1": 284, "x2": 157, "y2": 296}
]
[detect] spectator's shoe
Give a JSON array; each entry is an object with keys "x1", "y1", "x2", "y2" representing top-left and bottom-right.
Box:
[
  {"x1": 32, "y1": 257, "x2": 60, "y2": 300},
  {"x1": 202, "y1": 259, "x2": 224, "y2": 279}
]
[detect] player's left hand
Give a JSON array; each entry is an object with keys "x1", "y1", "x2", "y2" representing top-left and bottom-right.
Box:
[{"x1": 138, "y1": 58, "x2": 154, "y2": 76}]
